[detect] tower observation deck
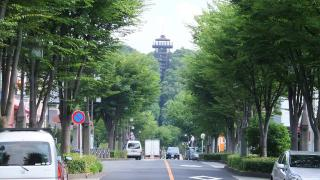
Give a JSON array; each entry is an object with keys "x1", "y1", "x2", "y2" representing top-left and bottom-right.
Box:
[{"x1": 152, "y1": 35, "x2": 173, "y2": 81}]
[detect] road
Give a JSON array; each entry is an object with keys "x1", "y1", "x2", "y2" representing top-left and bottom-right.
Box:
[{"x1": 101, "y1": 159, "x2": 268, "y2": 180}]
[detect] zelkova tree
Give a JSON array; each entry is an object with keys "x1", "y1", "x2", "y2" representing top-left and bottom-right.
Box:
[
  {"x1": 190, "y1": 3, "x2": 286, "y2": 156},
  {"x1": 86, "y1": 52, "x2": 160, "y2": 150},
  {"x1": 0, "y1": 0, "x2": 144, "y2": 154},
  {"x1": 234, "y1": 0, "x2": 320, "y2": 151},
  {"x1": 53, "y1": 0, "x2": 144, "y2": 153},
  {"x1": 0, "y1": 0, "x2": 63, "y2": 128}
]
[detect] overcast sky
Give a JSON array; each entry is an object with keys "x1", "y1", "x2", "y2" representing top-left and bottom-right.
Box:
[{"x1": 121, "y1": 0, "x2": 212, "y2": 54}]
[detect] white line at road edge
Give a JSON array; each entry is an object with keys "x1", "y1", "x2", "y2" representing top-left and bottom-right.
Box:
[
  {"x1": 180, "y1": 165, "x2": 203, "y2": 168},
  {"x1": 202, "y1": 162, "x2": 225, "y2": 169},
  {"x1": 189, "y1": 176, "x2": 223, "y2": 180}
]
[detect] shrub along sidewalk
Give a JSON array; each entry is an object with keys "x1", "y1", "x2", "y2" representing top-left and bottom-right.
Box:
[
  {"x1": 65, "y1": 153, "x2": 103, "y2": 174},
  {"x1": 200, "y1": 153, "x2": 277, "y2": 176}
]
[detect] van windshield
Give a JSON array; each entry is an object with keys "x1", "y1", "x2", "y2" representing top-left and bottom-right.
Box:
[
  {"x1": 128, "y1": 143, "x2": 140, "y2": 149},
  {"x1": 0, "y1": 142, "x2": 51, "y2": 166}
]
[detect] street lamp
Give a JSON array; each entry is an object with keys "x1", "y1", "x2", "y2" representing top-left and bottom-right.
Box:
[{"x1": 201, "y1": 133, "x2": 206, "y2": 153}]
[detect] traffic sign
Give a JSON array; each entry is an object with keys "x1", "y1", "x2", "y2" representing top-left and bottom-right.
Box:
[{"x1": 72, "y1": 110, "x2": 85, "y2": 124}]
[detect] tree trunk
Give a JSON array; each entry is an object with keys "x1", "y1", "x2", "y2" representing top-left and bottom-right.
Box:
[
  {"x1": 82, "y1": 99, "x2": 91, "y2": 155},
  {"x1": 288, "y1": 85, "x2": 303, "y2": 151},
  {"x1": 240, "y1": 128, "x2": 247, "y2": 157},
  {"x1": 300, "y1": 102, "x2": 309, "y2": 151},
  {"x1": 103, "y1": 112, "x2": 116, "y2": 150},
  {"x1": 0, "y1": 0, "x2": 8, "y2": 19},
  {"x1": 303, "y1": 91, "x2": 320, "y2": 152},
  {"x1": 214, "y1": 136, "x2": 218, "y2": 153},
  {"x1": 29, "y1": 58, "x2": 39, "y2": 127},
  {"x1": 108, "y1": 124, "x2": 115, "y2": 151},
  {"x1": 314, "y1": 130, "x2": 320, "y2": 152},
  {"x1": 260, "y1": 132, "x2": 268, "y2": 157},
  {"x1": 61, "y1": 118, "x2": 71, "y2": 153},
  {"x1": 1, "y1": 45, "x2": 14, "y2": 126},
  {"x1": 37, "y1": 58, "x2": 56, "y2": 128},
  {"x1": 16, "y1": 71, "x2": 25, "y2": 128},
  {"x1": 240, "y1": 103, "x2": 250, "y2": 157},
  {"x1": 59, "y1": 79, "x2": 72, "y2": 154},
  {"x1": 5, "y1": 28, "x2": 22, "y2": 127},
  {"x1": 226, "y1": 119, "x2": 235, "y2": 153},
  {"x1": 290, "y1": 116, "x2": 299, "y2": 150}
]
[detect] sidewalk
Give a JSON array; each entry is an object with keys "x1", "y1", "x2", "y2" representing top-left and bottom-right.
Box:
[{"x1": 69, "y1": 172, "x2": 107, "y2": 180}]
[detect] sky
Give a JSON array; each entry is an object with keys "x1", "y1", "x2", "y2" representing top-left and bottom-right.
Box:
[{"x1": 121, "y1": 0, "x2": 212, "y2": 54}]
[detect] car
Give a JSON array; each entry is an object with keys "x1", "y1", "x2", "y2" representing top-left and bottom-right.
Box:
[
  {"x1": 166, "y1": 147, "x2": 180, "y2": 160},
  {"x1": 126, "y1": 140, "x2": 142, "y2": 160},
  {"x1": 0, "y1": 128, "x2": 71, "y2": 180},
  {"x1": 271, "y1": 150, "x2": 320, "y2": 180},
  {"x1": 186, "y1": 147, "x2": 199, "y2": 160}
]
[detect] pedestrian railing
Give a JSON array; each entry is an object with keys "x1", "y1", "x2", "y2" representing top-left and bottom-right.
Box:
[{"x1": 90, "y1": 148, "x2": 110, "y2": 159}]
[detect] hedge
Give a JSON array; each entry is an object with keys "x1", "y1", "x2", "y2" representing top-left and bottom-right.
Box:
[
  {"x1": 227, "y1": 154, "x2": 277, "y2": 173},
  {"x1": 199, "y1": 153, "x2": 232, "y2": 162},
  {"x1": 110, "y1": 150, "x2": 127, "y2": 158},
  {"x1": 65, "y1": 153, "x2": 103, "y2": 174}
]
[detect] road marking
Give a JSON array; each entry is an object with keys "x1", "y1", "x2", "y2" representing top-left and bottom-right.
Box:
[
  {"x1": 189, "y1": 176, "x2": 223, "y2": 180},
  {"x1": 164, "y1": 160, "x2": 175, "y2": 180},
  {"x1": 180, "y1": 165, "x2": 202, "y2": 168},
  {"x1": 202, "y1": 162, "x2": 225, "y2": 169}
]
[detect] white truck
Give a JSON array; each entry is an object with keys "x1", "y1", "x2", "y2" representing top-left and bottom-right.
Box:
[{"x1": 144, "y1": 139, "x2": 160, "y2": 159}]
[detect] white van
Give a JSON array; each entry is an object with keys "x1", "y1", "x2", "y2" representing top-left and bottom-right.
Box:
[
  {"x1": 0, "y1": 128, "x2": 70, "y2": 180},
  {"x1": 126, "y1": 140, "x2": 142, "y2": 160}
]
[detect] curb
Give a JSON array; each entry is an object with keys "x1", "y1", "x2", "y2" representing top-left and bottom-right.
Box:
[
  {"x1": 224, "y1": 166, "x2": 270, "y2": 178},
  {"x1": 100, "y1": 158, "x2": 132, "y2": 161},
  {"x1": 69, "y1": 172, "x2": 107, "y2": 179}
]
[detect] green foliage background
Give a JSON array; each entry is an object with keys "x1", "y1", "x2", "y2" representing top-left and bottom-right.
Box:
[{"x1": 246, "y1": 118, "x2": 291, "y2": 157}]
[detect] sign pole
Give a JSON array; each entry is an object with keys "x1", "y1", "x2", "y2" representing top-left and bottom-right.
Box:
[
  {"x1": 80, "y1": 124, "x2": 82, "y2": 158},
  {"x1": 72, "y1": 110, "x2": 85, "y2": 158}
]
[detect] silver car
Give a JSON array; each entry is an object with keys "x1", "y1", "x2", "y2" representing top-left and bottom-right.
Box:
[{"x1": 271, "y1": 151, "x2": 320, "y2": 180}]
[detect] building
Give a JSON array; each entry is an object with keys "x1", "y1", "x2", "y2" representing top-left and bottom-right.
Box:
[
  {"x1": 152, "y1": 35, "x2": 173, "y2": 81},
  {"x1": 278, "y1": 98, "x2": 315, "y2": 151}
]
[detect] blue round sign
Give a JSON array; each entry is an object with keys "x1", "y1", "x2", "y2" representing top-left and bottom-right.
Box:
[{"x1": 72, "y1": 110, "x2": 85, "y2": 124}]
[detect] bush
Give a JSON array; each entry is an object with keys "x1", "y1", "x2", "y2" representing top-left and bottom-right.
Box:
[
  {"x1": 67, "y1": 159, "x2": 86, "y2": 174},
  {"x1": 247, "y1": 118, "x2": 290, "y2": 157},
  {"x1": 226, "y1": 154, "x2": 277, "y2": 174},
  {"x1": 110, "y1": 150, "x2": 127, "y2": 158},
  {"x1": 199, "y1": 153, "x2": 232, "y2": 162},
  {"x1": 241, "y1": 157, "x2": 277, "y2": 173},
  {"x1": 227, "y1": 154, "x2": 242, "y2": 170},
  {"x1": 65, "y1": 153, "x2": 103, "y2": 174}
]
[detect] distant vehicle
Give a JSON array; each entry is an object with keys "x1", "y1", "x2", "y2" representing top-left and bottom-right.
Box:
[
  {"x1": 126, "y1": 140, "x2": 142, "y2": 160},
  {"x1": 186, "y1": 147, "x2": 199, "y2": 160},
  {"x1": 166, "y1": 147, "x2": 180, "y2": 160},
  {"x1": 271, "y1": 150, "x2": 320, "y2": 180},
  {"x1": 145, "y1": 139, "x2": 160, "y2": 159},
  {"x1": 0, "y1": 128, "x2": 71, "y2": 180}
]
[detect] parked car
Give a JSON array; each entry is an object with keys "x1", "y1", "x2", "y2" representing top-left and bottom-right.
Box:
[
  {"x1": 271, "y1": 150, "x2": 320, "y2": 180},
  {"x1": 166, "y1": 147, "x2": 180, "y2": 160},
  {"x1": 0, "y1": 128, "x2": 71, "y2": 180},
  {"x1": 186, "y1": 147, "x2": 199, "y2": 160},
  {"x1": 126, "y1": 140, "x2": 142, "y2": 160}
]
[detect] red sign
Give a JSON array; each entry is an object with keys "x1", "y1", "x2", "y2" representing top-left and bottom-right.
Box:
[{"x1": 72, "y1": 110, "x2": 85, "y2": 124}]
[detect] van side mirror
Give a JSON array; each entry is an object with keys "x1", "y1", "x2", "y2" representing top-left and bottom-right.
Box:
[{"x1": 277, "y1": 164, "x2": 285, "y2": 169}]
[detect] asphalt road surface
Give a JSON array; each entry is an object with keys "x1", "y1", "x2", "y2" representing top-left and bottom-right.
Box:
[{"x1": 101, "y1": 159, "x2": 268, "y2": 180}]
